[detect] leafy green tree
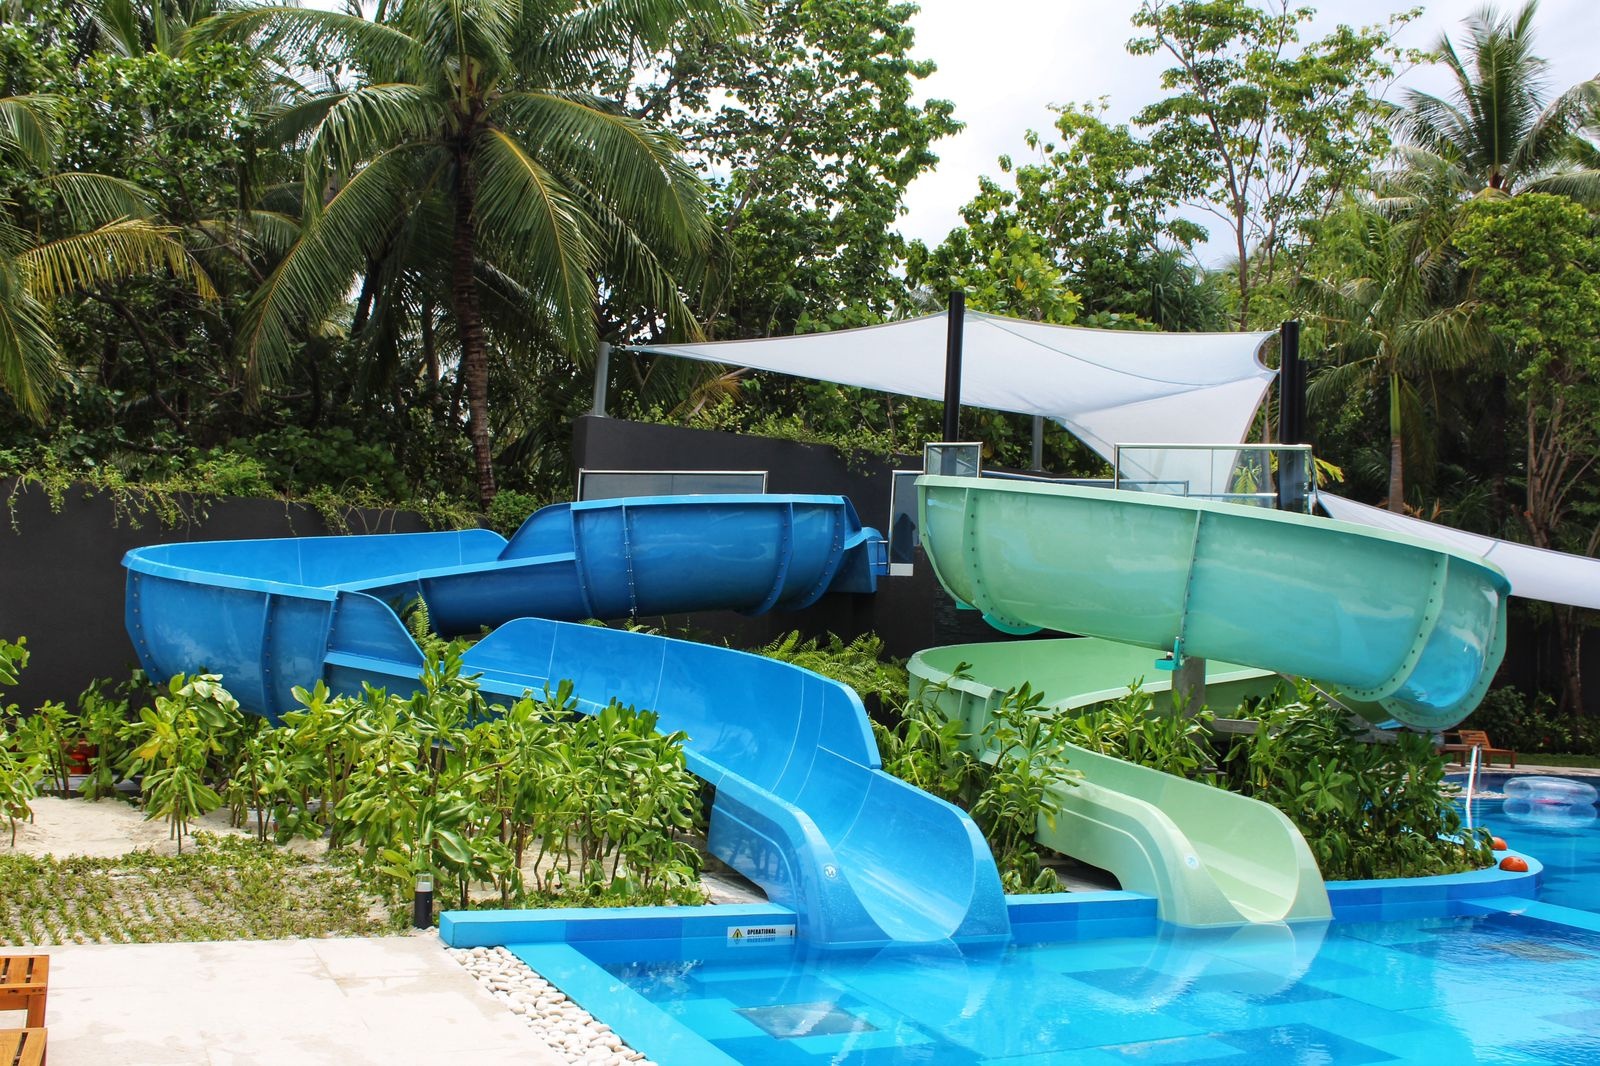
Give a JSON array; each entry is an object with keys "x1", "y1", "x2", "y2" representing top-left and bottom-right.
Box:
[
  {"x1": 1392, "y1": 0, "x2": 1599, "y2": 204},
  {"x1": 1128, "y1": 0, "x2": 1413, "y2": 327},
  {"x1": 197, "y1": 0, "x2": 745, "y2": 508},
  {"x1": 0, "y1": 91, "x2": 214, "y2": 418},
  {"x1": 908, "y1": 105, "x2": 1220, "y2": 332},
  {"x1": 630, "y1": 0, "x2": 959, "y2": 340},
  {"x1": 1455, "y1": 193, "x2": 1600, "y2": 712},
  {"x1": 1300, "y1": 202, "x2": 1487, "y2": 509}
]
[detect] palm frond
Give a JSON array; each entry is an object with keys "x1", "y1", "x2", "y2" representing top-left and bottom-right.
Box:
[
  {"x1": 472, "y1": 128, "x2": 598, "y2": 356},
  {"x1": 16, "y1": 218, "x2": 216, "y2": 302},
  {"x1": 1394, "y1": 301, "x2": 1489, "y2": 374},
  {"x1": 243, "y1": 209, "x2": 303, "y2": 256},
  {"x1": 303, "y1": 82, "x2": 443, "y2": 186},
  {"x1": 400, "y1": 0, "x2": 521, "y2": 75},
  {"x1": 237, "y1": 144, "x2": 425, "y2": 382},
  {"x1": 45, "y1": 172, "x2": 155, "y2": 227},
  {"x1": 0, "y1": 95, "x2": 61, "y2": 170},
  {"x1": 186, "y1": 6, "x2": 423, "y2": 75},
  {"x1": 0, "y1": 264, "x2": 60, "y2": 418},
  {"x1": 528, "y1": 0, "x2": 750, "y2": 80},
  {"x1": 1526, "y1": 165, "x2": 1600, "y2": 207},
  {"x1": 491, "y1": 90, "x2": 710, "y2": 254},
  {"x1": 91, "y1": 0, "x2": 146, "y2": 56}
]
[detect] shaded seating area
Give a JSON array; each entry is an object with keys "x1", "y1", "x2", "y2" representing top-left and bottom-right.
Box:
[
  {"x1": 0, "y1": 954, "x2": 48, "y2": 1063},
  {"x1": 1442, "y1": 729, "x2": 1517, "y2": 768}
]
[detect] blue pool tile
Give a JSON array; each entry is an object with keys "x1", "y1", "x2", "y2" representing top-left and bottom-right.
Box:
[
  {"x1": 1067, "y1": 1034, "x2": 1251, "y2": 1064},
  {"x1": 711, "y1": 1035, "x2": 830, "y2": 1066},
  {"x1": 660, "y1": 997, "x2": 765, "y2": 1041},
  {"x1": 1215, "y1": 1023, "x2": 1397, "y2": 1064}
]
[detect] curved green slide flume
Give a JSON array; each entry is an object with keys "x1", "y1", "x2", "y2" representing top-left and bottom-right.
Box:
[{"x1": 913, "y1": 476, "x2": 1512, "y2": 927}]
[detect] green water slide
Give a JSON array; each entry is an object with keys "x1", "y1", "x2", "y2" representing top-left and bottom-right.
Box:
[{"x1": 913, "y1": 476, "x2": 1512, "y2": 927}]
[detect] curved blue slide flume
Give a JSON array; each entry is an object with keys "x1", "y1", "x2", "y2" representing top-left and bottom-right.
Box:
[{"x1": 123, "y1": 494, "x2": 1010, "y2": 949}]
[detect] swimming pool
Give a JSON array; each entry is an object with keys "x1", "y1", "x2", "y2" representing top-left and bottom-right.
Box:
[
  {"x1": 1462, "y1": 772, "x2": 1600, "y2": 913},
  {"x1": 447, "y1": 776, "x2": 1600, "y2": 1066},
  {"x1": 520, "y1": 905, "x2": 1600, "y2": 1065}
]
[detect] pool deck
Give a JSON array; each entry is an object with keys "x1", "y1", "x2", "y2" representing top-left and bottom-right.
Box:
[{"x1": 0, "y1": 935, "x2": 561, "y2": 1065}]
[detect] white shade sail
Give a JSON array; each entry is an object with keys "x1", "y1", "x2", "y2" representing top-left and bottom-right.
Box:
[
  {"x1": 629, "y1": 312, "x2": 1277, "y2": 466},
  {"x1": 1319, "y1": 493, "x2": 1600, "y2": 612}
]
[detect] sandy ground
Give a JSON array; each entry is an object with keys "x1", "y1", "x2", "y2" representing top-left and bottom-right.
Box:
[
  {"x1": 6, "y1": 794, "x2": 767, "y2": 907},
  {"x1": 6, "y1": 796, "x2": 327, "y2": 860},
  {"x1": 9, "y1": 796, "x2": 250, "y2": 858}
]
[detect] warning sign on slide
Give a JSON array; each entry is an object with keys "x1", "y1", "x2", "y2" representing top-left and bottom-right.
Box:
[{"x1": 726, "y1": 924, "x2": 797, "y2": 945}]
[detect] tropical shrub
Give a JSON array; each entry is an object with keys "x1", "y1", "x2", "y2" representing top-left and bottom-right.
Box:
[
  {"x1": 223, "y1": 645, "x2": 705, "y2": 915},
  {"x1": 74, "y1": 675, "x2": 142, "y2": 800},
  {"x1": 758, "y1": 630, "x2": 909, "y2": 717},
  {"x1": 1212, "y1": 681, "x2": 1492, "y2": 879},
  {"x1": 0, "y1": 638, "x2": 44, "y2": 844},
  {"x1": 879, "y1": 672, "x2": 1079, "y2": 893},
  {"x1": 1061, "y1": 683, "x2": 1215, "y2": 779},
  {"x1": 1460, "y1": 686, "x2": 1593, "y2": 756},
  {"x1": 121, "y1": 673, "x2": 245, "y2": 852}
]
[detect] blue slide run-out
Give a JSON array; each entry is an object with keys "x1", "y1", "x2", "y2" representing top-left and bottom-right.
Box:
[{"x1": 123, "y1": 495, "x2": 1010, "y2": 950}]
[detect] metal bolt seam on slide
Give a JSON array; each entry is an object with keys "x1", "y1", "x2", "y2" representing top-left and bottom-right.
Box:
[
  {"x1": 958, "y1": 487, "x2": 1006, "y2": 625},
  {"x1": 793, "y1": 508, "x2": 848, "y2": 611},
  {"x1": 749, "y1": 503, "x2": 796, "y2": 617},
  {"x1": 1342, "y1": 552, "x2": 1449, "y2": 705},
  {"x1": 621, "y1": 505, "x2": 639, "y2": 619},
  {"x1": 259, "y1": 595, "x2": 276, "y2": 720}
]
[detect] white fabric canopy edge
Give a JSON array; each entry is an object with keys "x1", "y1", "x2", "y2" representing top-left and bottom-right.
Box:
[
  {"x1": 627, "y1": 312, "x2": 1278, "y2": 466},
  {"x1": 1320, "y1": 493, "x2": 1600, "y2": 612}
]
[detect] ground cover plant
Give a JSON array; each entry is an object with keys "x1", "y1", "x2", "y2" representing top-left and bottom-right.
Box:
[{"x1": 0, "y1": 834, "x2": 395, "y2": 945}]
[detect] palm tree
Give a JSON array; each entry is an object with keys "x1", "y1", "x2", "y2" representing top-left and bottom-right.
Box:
[
  {"x1": 0, "y1": 94, "x2": 215, "y2": 417},
  {"x1": 1393, "y1": 1, "x2": 1600, "y2": 204},
  {"x1": 1301, "y1": 204, "x2": 1488, "y2": 510},
  {"x1": 194, "y1": 0, "x2": 746, "y2": 508}
]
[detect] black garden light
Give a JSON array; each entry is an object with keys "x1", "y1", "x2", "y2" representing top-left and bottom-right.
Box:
[{"x1": 413, "y1": 872, "x2": 434, "y2": 929}]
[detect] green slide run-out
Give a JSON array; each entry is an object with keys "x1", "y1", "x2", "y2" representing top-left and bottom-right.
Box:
[{"x1": 913, "y1": 476, "x2": 1512, "y2": 926}]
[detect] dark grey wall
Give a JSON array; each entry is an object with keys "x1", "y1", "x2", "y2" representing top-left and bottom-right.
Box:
[{"x1": 0, "y1": 481, "x2": 429, "y2": 712}]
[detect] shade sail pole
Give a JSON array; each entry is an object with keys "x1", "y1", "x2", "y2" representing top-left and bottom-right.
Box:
[
  {"x1": 1276, "y1": 320, "x2": 1308, "y2": 511},
  {"x1": 942, "y1": 291, "x2": 965, "y2": 442},
  {"x1": 590, "y1": 340, "x2": 612, "y2": 417}
]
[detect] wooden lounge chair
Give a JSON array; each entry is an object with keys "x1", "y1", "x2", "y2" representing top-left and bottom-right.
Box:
[
  {"x1": 0, "y1": 955, "x2": 47, "y2": 1027},
  {"x1": 0, "y1": 1028, "x2": 46, "y2": 1066},
  {"x1": 1441, "y1": 729, "x2": 1517, "y2": 768}
]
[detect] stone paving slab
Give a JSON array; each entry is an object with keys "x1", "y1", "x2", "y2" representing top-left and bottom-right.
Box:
[{"x1": 1, "y1": 936, "x2": 563, "y2": 1065}]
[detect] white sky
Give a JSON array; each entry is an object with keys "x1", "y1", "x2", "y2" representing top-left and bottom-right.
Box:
[{"x1": 897, "y1": 0, "x2": 1600, "y2": 260}]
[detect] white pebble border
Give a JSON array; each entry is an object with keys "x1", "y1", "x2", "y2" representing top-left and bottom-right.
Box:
[{"x1": 451, "y1": 945, "x2": 656, "y2": 1066}]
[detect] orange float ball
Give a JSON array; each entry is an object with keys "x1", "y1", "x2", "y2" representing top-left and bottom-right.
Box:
[
  {"x1": 1499, "y1": 856, "x2": 1529, "y2": 872},
  {"x1": 1492, "y1": 836, "x2": 1508, "y2": 851}
]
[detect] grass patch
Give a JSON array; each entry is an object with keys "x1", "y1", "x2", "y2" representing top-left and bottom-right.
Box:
[
  {"x1": 1513, "y1": 754, "x2": 1600, "y2": 769},
  {"x1": 0, "y1": 833, "x2": 401, "y2": 945}
]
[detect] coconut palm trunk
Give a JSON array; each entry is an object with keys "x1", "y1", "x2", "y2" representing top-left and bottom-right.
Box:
[{"x1": 451, "y1": 147, "x2": 495, "y2": 509}]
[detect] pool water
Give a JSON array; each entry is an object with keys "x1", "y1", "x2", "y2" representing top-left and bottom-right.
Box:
[
  {"x1": 559, "y1": 909, "x2": 1600, "y2": 1065},
  {"x1": 1463, "y1": 772, "x2": 1600, "y2": 912}
]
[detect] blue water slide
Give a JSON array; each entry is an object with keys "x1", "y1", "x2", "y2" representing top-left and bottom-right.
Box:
[{"x1": 123, "y1": 494, "x2": 1009, "y2": 949}]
